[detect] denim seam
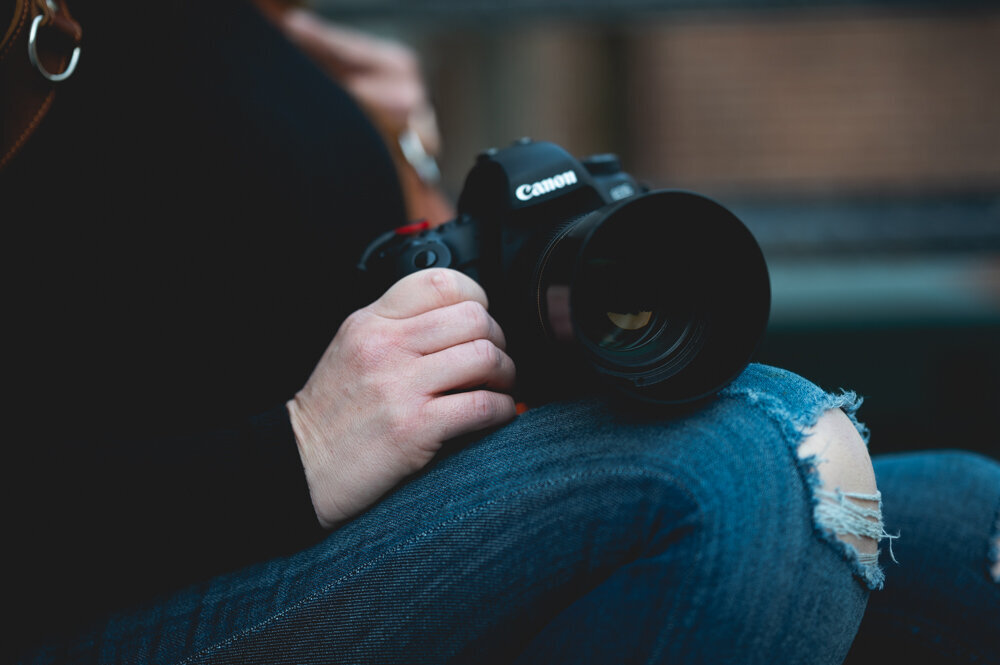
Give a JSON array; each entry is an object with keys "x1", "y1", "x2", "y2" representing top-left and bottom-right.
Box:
[
  {"x1": 173, "y1": 467, "x2": 697, "y2": 665},
  {"x1": 716, "y1": 386, "x2": 888, "y2": 590}
]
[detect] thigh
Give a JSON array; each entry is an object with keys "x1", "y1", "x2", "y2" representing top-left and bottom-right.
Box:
[{"x1": 22, "y1": 365, "x2": 874, "y2": 664}]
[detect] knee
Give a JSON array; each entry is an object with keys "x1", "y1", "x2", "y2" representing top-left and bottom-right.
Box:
[{"x1": 798, "y1": 408, "x2": 883, "y2": 558}]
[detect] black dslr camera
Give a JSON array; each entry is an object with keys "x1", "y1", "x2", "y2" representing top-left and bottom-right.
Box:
[{"x1": 359, "y1": 139, "x2": 770, "y2": 405}]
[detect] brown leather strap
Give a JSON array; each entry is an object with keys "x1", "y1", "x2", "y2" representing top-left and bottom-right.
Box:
[{"x1": 1, "y1": 0, "x2": 82, "y2": 170}]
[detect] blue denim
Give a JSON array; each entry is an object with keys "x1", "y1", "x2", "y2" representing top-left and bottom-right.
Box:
[
  {"x1": 845, "y1": 451, "x2": 1000, "y2": 664},
  {"x1": 22, "y1": 365, "x2": 896, "y2": 664}
]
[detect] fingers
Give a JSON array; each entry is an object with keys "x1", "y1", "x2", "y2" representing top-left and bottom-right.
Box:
[
  {"x1": 277, "y1": 10, "x2": 425, "y2": 134},
  {"x1": 370, "y1": 269, "x2": 489, "y2": 319},
  {"x1": 399, "y1": 300, "x2": 506, "y2": 355},
  {"x1": 416, "y1": 339, "x2": 516, "y2": 394},
  {"x1": 285, "y1": 10, "x2": 418, "y2": 77},
  {"x1": 421, "y1": 390, "x2": 517, "y2": 443}
]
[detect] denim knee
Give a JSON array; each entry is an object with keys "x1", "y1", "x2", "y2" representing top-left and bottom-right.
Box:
[
  {"x1": 720, "y1": 363, "x2": 892, "y2": 589},
  {"x1": 506, "y1": 364, "x2": 883, "y2": 663},
  {"x1": 46, "y1": 364, "x2": 887, "y2": 665}
]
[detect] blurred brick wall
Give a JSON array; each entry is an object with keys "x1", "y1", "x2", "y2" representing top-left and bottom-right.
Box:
[
  {"x1": 625, "y1": 9, "x2": 1000, "y2": 195},
  {"x1": 416, "y1": 8, "x2": 1000, "y2": 198},
  {"x1": 421, "y1": 23, "x2": 617, "y2": 194}
]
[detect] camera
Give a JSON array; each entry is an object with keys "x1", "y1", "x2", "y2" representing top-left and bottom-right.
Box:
[{"x1": 359, "y1": 139, "x2": 770, "y2": 405}]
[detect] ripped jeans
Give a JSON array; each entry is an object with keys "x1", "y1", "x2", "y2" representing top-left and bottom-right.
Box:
[{"x1": 21, "y1": 365, "x2": 999, "y2": 664}]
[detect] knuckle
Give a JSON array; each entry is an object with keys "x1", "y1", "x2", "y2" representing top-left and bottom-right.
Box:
[
  {"x1": 460, "y1": 300, "x2": 492, "y2": 338},
  {"x1": 348, "y1": 323, "x2": 399, "y2": 372},
  {"x1": 339, "y1": 308, "x2": 367, "y2": 336},
  {"x1": 352, "y1": 336, "x2": 385, "y2": 371},
  {"x1": 338, "y1": 314, "x2": 367, "y2": 353},
  {"x1": 471, "y1": 338, "x2": 501, "y2": 368},
  {"x1": 468, "y1": 391, "x2": 497, "y2": 422},
  {"x1": 424, "y1": 268, "x2": 462, "y2": 306}
]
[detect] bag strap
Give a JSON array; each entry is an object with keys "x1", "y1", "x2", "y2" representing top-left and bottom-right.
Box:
[{"x1": 1, "y1": 0, "x2": 82, "y2": 170}]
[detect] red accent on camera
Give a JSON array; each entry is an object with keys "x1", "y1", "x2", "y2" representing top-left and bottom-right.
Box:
[{"x1": 395, "y1": 220, "x2": 431, "y2": 235}]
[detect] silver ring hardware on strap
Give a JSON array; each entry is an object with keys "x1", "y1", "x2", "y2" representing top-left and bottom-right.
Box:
[{"x1": 27, "y1": 6, "x2": 81, "y2": 83}]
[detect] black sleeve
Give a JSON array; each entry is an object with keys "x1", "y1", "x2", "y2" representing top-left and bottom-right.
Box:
[
  {"x1": 11, "y1": 405, "x2": 327, "y2": 643},
  {"x1": 4, "y1": 0, "x2": 408, "y2": 647}
]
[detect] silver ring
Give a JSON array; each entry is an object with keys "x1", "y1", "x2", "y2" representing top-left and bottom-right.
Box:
[
  {"x1": 398, "y1": 126, "x2": 442, "y2": 185},
  {"x1": 28, "y1": 13, "x2": 81, "y2": 83}
]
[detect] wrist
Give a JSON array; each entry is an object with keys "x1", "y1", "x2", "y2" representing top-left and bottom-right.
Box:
[{"x1": 286, "y1": 394, "x2": 341, "y2": 529}]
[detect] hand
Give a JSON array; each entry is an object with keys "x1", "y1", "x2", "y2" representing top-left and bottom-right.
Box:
[
  {"x1": 287, "y1": 269, "x2": 517, "y2": 528},
  {"x1": 275, "y1": 8, "x2": 438, "y2": 148},
  {"x1": 256, "y1": 1, "x2": 455, "y2": 223}
]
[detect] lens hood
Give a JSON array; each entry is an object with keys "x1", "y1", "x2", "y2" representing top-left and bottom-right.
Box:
[{"x1": 535, "y1": 190, "x2": 770, "y2": 404}]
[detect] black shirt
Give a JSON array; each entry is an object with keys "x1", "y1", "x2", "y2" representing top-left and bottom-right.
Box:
[{"x1": 4, "y1": 0, "x2": 407, "y2": 649}]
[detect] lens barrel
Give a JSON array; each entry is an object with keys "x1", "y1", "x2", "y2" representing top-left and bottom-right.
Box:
[{"x1": 532, "y1": 190, "x2": 770, "y2": 404}]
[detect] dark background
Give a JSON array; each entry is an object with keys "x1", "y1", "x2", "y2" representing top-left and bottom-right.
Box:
[{"x1": 314, "y1": 0, "x2": 999, "y2": 460}]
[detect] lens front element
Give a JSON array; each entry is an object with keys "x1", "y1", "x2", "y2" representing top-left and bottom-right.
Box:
[{"x1": 535, "y1": 190, "x2": 770, "y2": 404}]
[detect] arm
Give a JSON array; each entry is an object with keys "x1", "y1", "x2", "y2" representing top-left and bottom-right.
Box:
[
  {"x1": 34, "y1": 270, "x2": 515, "y2": 546},
  {"x1": 14, "y1": 268, "x2": 516, "y2": 642},
  {"x1": 254, "y1": 0, "x2": 456, "y2": 225}
]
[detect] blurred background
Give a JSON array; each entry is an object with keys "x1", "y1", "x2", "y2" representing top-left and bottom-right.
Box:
[{"x1": 316, "y1": 0, "x2": 998, "y2": 460}]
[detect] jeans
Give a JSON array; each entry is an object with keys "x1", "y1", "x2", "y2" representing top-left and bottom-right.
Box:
[
  {"x1": 19, "y1": 364, "x2": 998, "y2": 664},
  {"x1": 846, "y1": 451, "x2": 1000, "y2": 664}
]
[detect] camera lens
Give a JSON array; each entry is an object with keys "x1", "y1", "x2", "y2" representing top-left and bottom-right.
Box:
[
  {"x1": 533, "y1": 191, "x2": 769, "y2": 404},
  {"x1": 574, "y1": 253, "x2": 693, "y2": 357},
  {"x1": 593, "y1": 308, "x2": 660, "y2": 351}
]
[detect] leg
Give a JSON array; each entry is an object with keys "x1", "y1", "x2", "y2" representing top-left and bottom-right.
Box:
[
  {"x1": 514, "y1": 370, "x2": 886, "y2": 665},
  {"x1": 844, "y1": 450, "x2": 1000, "y2": 664},
  {"x1": 18, "y1": 365, "x2": 886, "y2": 664}
]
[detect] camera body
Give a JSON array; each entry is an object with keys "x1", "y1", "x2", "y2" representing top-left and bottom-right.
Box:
[
  {"x1": 359, "y1": 139, "x2": 640, "y2": 297},
  {"x1": 359, "y1": 139, "x2": 770, "y2": 405}
]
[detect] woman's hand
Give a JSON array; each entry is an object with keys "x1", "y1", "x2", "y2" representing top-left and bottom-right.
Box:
[
  {"x1": 276, "y1": 8, "x2": 438, "y2": 148},
  {"x1": 287, "y1": 269, "x2": 517, "y2": 528},
  {"x1": 255, "y1": 0, "x2": 455, "y2": 223}
]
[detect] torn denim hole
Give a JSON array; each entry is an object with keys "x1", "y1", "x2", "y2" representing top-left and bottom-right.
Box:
[
  {"x1": 721, "y1": 382, "x2": 895, "y2": 590},
  {"x1": 795, "y1": 393, "x2": 898, "y2": 591},
  {"x1": 814, "y1": 488, "x2": 898, "y2": 588}
]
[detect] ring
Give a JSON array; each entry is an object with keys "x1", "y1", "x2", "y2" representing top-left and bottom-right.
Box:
[{"x1": 398, "y1": 124, "x2": 442, "y2": 185}]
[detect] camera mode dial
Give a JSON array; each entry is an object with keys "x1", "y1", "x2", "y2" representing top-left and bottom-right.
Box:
[{"x1": 581, "y1": 154, "x2": 622, "y2": 176}]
